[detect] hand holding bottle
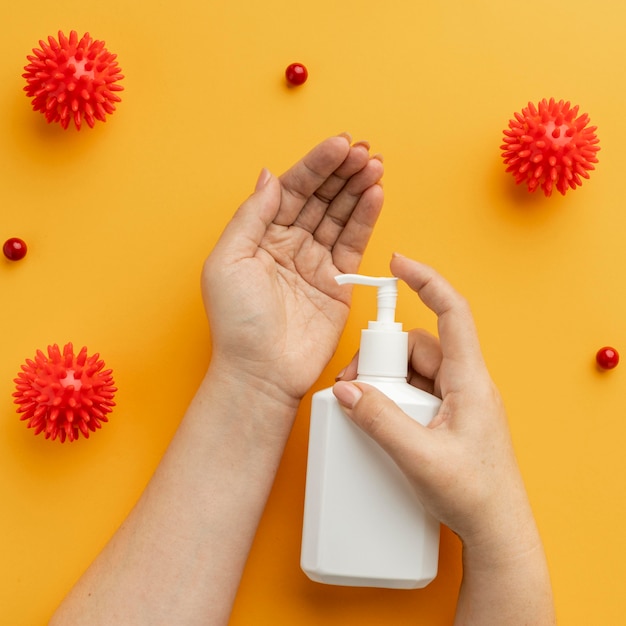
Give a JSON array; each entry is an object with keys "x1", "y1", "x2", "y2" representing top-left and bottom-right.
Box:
[
  {"x1": 334, "y1": 253, "x2": 556, "y2": 625},
  {"x1": 334, "y1": 253, "x2": 520, "y2": 541}
]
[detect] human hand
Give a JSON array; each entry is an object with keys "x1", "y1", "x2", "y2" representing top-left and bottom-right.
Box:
[
  {"x1": 333, "y1": 254, "x2": 534, "y2": 551},
  {"x1": 202, "y1": 134, "x2": 384, "y2": 406},
  {"x1": 334, "y1": 253, "x2": 555, "y2": 623}
]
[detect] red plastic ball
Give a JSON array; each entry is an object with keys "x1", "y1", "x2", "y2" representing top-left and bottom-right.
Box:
[
  {"x1": 23, "y1": 30, "x2": 124, "y2": 130},
  {"x1": 3, "y1": 237, "x2": 27, "y2": 261},
  {"x1": 285, "y1": 62, "x2": 308, "y2": 86},
  {"x1": 13, "y1": 343, "x2": 117, "y2": 442},
  {"x1": 596, "y1": 346, "x2": 619, "y2": 370},
  {"x1": 501, "y1": 98, "x2": 600, "y2": 197}
]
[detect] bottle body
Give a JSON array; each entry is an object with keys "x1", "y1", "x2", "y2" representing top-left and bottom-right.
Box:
[{"x1": 301, "y1": 377, "x2": 441, "y2": 589}]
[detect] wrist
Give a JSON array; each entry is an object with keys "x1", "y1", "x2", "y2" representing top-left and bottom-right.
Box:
[
  {"x1": 456, "y1": 492, "x2": 555, "y2": 626},
  {"x1": 209, "y1": 349, "x2": 306, "y2": 404},
  {"x1": 460, "y1": 484, "x2": 543, "y2": 572},
  {"x1": 200, "y1": 360, "x2": 301, "y2": 438}
]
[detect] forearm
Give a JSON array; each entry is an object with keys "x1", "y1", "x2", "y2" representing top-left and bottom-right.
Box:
[
  {"x1": 50, "y1": 366, "x2": 298, "y2": 626},
  {"x1": 454, "y1": 494, "x2": 556, "y2": 626}
]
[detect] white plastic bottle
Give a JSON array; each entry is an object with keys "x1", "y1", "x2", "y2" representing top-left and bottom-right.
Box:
[{"x1": 301, "y1": 274, "x2": 442, "y2": 589}]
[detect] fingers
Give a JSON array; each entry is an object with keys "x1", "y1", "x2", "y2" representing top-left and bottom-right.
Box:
[
  {"x1": 407, "y1": 329, "x2": 443, "y2": 396},
  {"x1": 293, "y1": 142, "x2": 371, "y2": 233},
  {"x1": 276, "y1": 135, "x2": 384, "y2": 269},
  {"x1": 331, "y1": 181, "x2": 384, "y2": 274},
  {"x1": 390, "y1": 254, "x2": 487, "y2": 389},
  {"x1": 333, "y1": 381, "x2": 432, "y2": 473},
  {"x1": 335, "y1": 351, "x2": 359, "y2": 382},
  {"x1": 313, "y1": 156, "x2": 384, "y2": 251},
  {"x1": 275, "y1": 135, "x2": 352, "y2": 226},
  {"x1": 210, "y1": 171, "x2": 282, "y2": 263}
]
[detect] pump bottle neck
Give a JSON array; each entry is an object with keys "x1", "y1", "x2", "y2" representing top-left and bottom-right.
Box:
[{"x1": 357, "y1": 327, "x2": 408, "y2": 379}]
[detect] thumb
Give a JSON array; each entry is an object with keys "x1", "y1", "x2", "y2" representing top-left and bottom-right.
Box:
[
  {"x1": 212, "y1": 169, "x2": 282, "y2": 262},
  {"x1": 332, "y1": 381, "x2": 432, "y2": 470}
]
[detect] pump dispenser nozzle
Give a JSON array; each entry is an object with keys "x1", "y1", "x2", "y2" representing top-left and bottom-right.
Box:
[
  {"x1": 335, "y1": 274, "x2": 400, "y2": 329},
  {"x1": 335, "y1": 273, "x2": 407, "y2": 378}
]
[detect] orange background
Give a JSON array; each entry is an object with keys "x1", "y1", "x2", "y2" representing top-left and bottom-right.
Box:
[{"x1": 2, "y1": 1, "x2": 626, "y2": 624}]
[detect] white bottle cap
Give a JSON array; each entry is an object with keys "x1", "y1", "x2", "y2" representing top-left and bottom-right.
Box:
[{"x1": 336, "y1": 274, "x2": 408, "y2": 378}]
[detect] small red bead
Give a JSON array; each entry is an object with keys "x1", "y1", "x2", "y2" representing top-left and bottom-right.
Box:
[
  {"x1": 3, "y1": 237, "x2": 27, "y2": 261},
  {"x1": 596, "y1": 346, "x2": 619, "y2": 370},
  {"x1": 285, "y1": 62, "x2": 308, "y2": 86}
]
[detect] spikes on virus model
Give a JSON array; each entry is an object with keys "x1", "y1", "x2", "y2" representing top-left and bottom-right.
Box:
[
  {"x1": 23, "y1": 30, "x2": 124, "y2": 130},
  {"x1": 13, "y1": 343, "x2": 117, "y2": 443},
  {"x1": 501, "y1": 98, "x2": 600, "y2": 197}
]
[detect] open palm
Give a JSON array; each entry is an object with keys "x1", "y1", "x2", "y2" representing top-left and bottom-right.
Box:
[{"x1": 203, "y1": 135, "x2": 384, "y2": 401}]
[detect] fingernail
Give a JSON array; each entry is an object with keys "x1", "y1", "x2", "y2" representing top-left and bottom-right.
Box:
[
  {"x1": 392, "y1": 252, "x2": 406, "y2": 259},
  {"x1": 371, "y1": 152, "x2": 384, "y2": 162},
  {"x1": 333, "y1": 381, "x2": 362, "y2": 408},
  {"x1": 335, "y1": 368, "x2": 346, "y2": 382},
  {"x1": 353, "y1": 140, "x2": 370, "y2": 150},
  {"x1": 255, "y1": 168, "x2": 272, "y2": 191},
  {"x1": 337, "y1": 131, "x2": 353, "y2": 142}
]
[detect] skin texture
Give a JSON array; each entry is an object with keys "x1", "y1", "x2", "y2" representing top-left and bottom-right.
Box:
[
  {"x1": 49, "y1": 134, "x2": 384, "y2": 625},
  {"x1": 334, "y1": 254, "x2": 556, "y2": 626}
]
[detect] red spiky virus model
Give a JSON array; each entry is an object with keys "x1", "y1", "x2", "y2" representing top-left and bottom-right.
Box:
[
  {"x1": 501, "y1": 98, "x2": 600, "y2": 197},
  {"x1": 13, "y1": 343, "x2": 117, "y2": 443},
  {"x1": 23, "y1": 30, "x2": 124, "y2": 130}
]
